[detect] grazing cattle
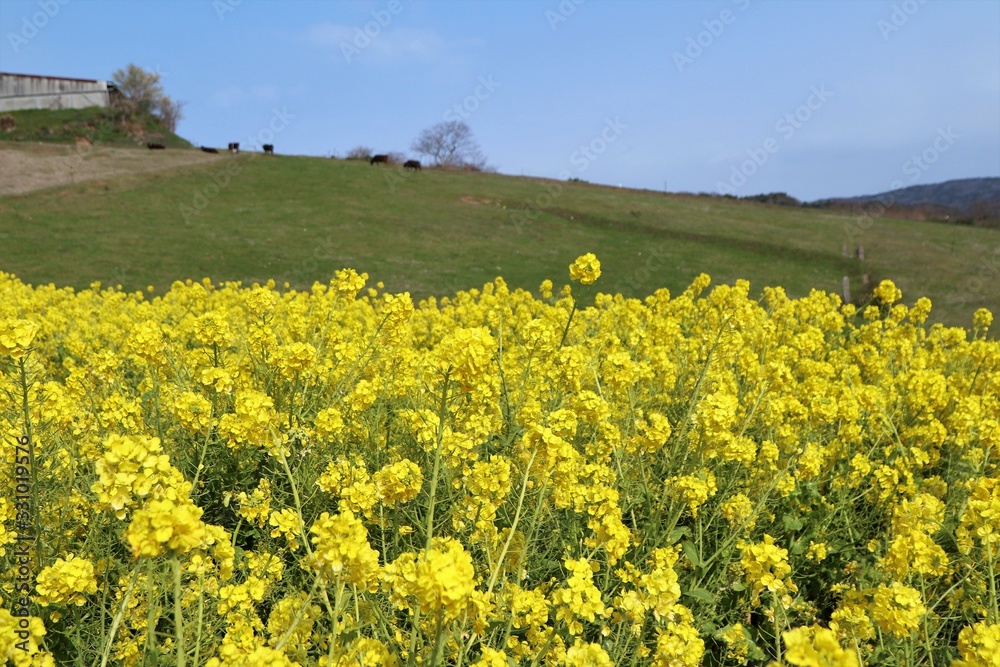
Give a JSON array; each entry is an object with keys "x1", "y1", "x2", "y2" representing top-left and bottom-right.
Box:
[
  {"x1": 370, "y1": 154, "x2": 389, "y2": 165},
  {"x1": 201, "y1": 146, "x2": 220, "y2": 154},
  {"x1": 228, "y1": 142, "x2": 240, "y2": 154},
  {"x1": 403, "y1": 159, "x2": 422, "y2": 171},
  {"x1": 147, "y1": 143, "x2": 166, "y2": 150},
  {"x1": 263, "y1": 144, "x2": 274, "y2": 155}
]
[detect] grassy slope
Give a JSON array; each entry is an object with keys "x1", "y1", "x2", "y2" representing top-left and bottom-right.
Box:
[
  {"x1": 0, "y1": 107, "x2": 191, "y2": 147},
  {"x1": 1, "y1": 147, "x2": 996, "y2": 328}
]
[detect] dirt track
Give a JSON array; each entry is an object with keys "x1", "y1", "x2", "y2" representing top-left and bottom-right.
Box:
[{"x1": 0, "y1": 142, "x2": 223, "y2": 196}]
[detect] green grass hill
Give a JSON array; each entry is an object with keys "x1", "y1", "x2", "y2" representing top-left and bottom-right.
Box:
[
  {"x1": 0, "y1": 106, "x2": 191, "y2": 148},
  {"x1": 1, "y1": 143, "x2": 996, "y2": 331}
]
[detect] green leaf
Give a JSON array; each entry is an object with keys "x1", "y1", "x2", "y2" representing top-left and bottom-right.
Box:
[
  {"x1": 668, "y1": 526, "x2": 690, "y2": 543},
  {"x1": 684, "y1": 587, "x2": 715, "y2": 604},
  {"x1": 783, "y1": 514, "x2": 804, "y2": 531},
  {"x1": 730, "y1": 580, "x2": 746, "y2": 592},
  {"x1": 748, "y1": 642, "x2": 768, "y2": 661},
  {"x1": 682, "y1": 540, "x2": 700, "y2": 567}
]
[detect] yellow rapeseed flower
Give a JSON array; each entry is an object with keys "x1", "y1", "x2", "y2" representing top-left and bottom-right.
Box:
[
  {"x1": 569, "y1": 253, "x2": 602, "y2": 285},
  {"x1": 34, "y1": 554, "x2": 98, "y2": 620},
  {"x1": 782, "y1": 625, "x2": 859, "y2": 667},
  {"x1": 0, "y1": 318, "x2": 38, "y2": 358}
]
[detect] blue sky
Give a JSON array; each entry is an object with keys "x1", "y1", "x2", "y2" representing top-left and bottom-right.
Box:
[{"x1": 2, "y1": 0, "x2": 998, "y2": 200}]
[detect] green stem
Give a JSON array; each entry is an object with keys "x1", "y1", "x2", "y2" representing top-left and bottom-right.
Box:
[
  {"x1": 97, "y1": 566, "x2": 140, "y2": 667},
  {"x1": 145, "y1": 560, "x2": 155, "y2": 659},
  {"x1": 558, "y1": 298, "x2": 578, "y2": 349},
  {"x1": 424, "y1": 374, "x2": 450, "y2": 551},
  {"x1": 190, "y1": 417, "x2": 215, "y2": 492},
  {"x1": 429, "y1": 607, "x2": 446, "y2": 667},
  {"x1": 773, "y1": 595, "x2": 782, "y2": 665},
  {"x1": 920, "y1": 577, "x2": 935, "y2": 667},
  {"x1": 274, "y1": 575, "x2": 324, "y2": 651},
  {"x1": 988, "y1": 544, "x2": 999, "y2": 624},
  {"x1": 192, "y1": 570, "x2": 205, "y2": 667},
  {"x1": 273, "y1": 435, "x2": 341, "y2": 644},
  {"x1": 172, "y1": 556, "x2": 186, "y2": 667},
  {"x1": 486, "y1": 449, "x2": 537, "y2": 594},
  {"x1": 406, "y1": 606, "x2": 422, "y2": 667}
]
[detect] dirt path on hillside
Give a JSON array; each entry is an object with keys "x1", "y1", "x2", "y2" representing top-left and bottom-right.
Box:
[{"x1": 0, "y1": 142, "x2": 224, "y2": 196}]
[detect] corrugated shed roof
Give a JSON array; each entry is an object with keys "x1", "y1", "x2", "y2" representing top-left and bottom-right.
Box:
[{"x1": 0, "y1": 72, "x2": 105, "y2": 84}]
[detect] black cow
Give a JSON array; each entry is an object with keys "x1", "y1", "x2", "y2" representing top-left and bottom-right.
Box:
[
  {"x1": 263, "y1": 144, "x2": 274, "y2": 155},
  {"x1": 147, "y1": 143, "x2": 165, "y2": 150},
  {"x1": 370, "y1": 154, "x2": 389, "y2": 165},
  {"x1": 228, "y1": 142, "x2": 240, "y2": 154},
  {"x1": 201, "y1": 146, "x2": 219, "y2": 154},
  {"x1": 403, "y1": 159, "x2": 422, "y2": 171}
]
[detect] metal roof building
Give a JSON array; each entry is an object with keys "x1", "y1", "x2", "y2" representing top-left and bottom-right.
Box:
[{"x1": 0, "y1": 72, "x2": 119, "y2": 112}]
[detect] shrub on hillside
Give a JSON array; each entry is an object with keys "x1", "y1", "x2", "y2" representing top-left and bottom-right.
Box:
[{"x1": 346, "y1": 145, "x2": 373, "y2": 160}]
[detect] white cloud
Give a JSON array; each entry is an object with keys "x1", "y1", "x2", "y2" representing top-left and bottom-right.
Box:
[
  {"x1": 251, "y1": 84, "x2": 279, "y2": 101},
  {"x1": 212, "y1": 86, "x2": 246, "y2": 108},
  {"x1": 306, "y1": 21, "x2": 442, "y2": 63}
]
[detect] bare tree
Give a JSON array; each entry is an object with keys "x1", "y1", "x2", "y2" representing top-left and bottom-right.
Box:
[
  {"x1": 156, "y1": 97, "x2": 186, "y2": 133},
  {"x1": 411, "y1": 120, "x2": 486, "y2": 168}
]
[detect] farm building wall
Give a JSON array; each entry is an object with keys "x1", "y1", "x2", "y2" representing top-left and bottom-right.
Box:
[{"x1": 0, "y1": 72, "x2": 113, "y2": 112}]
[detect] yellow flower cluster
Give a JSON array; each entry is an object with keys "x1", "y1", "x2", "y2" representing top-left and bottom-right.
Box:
[
  {"x1": 780, "y1": 624, "x2": 859, "y2": 667},
  {"x1": 569, "y1": 253, "x2": 602, "y2": 285},
  {"x1": 383, "y1": 537, "x2": 479, "y2": 624},
  {"x1": 0, "y1": 318, "x2": 38, "y2": 359},
  {"x1": 740, "y1": 534, "x2": 798, "y2": 606},
  {"x1": 309, "y1": 509, "x2": 380, "y2": 589},
  {"x1": 126, "y1": 496, "x2": 207, "y2": 558},
  {"x1": 551, "y1": 558, "x2": 608, "y2": 635},
  {"x1": 0, "y1": 610, "x2": 52, "y2": 667},
  {"x1": 2, "y1": 261, "x2": 997, "y2": 665},
  {"x1": 90, "y1": 434, "x2": 176, "y2": 519},
  {"x1": 372, "y1": 458, "x2": 423, "y2": 508},
  {"x1": 34, "y1": 554, "x2": 97, "y2": 618},
  {"x1": 951, "y1": 621, "x2": 1000, "y2": 667}
]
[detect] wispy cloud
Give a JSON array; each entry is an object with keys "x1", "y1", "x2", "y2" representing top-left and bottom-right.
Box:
[
  {"x1": 251, "y1": 84, "x2": 279, "y2": 101},
  {"x1": 212, "y1": 84, "x2": 281, "y2": 108},
  {"x1": 306, "y1": 22, "x2": 442, "y2": 63},
  {"x1": 212, "y1": 86, "x2": 246, "y2": 108}
]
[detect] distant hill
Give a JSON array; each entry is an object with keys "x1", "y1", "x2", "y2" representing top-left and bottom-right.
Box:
[{"x1": 813, "y1": 178, "x2": 1000, "y2": 219}]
